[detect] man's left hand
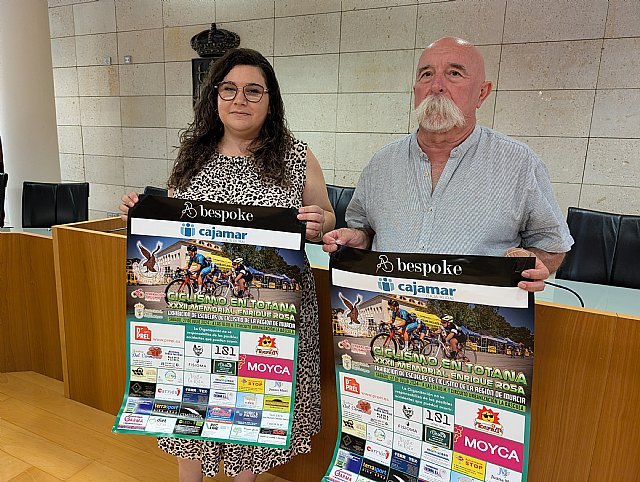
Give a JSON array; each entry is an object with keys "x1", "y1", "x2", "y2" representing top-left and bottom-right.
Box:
[
  {"x1": 505, "y1": 247, "x2": 550, "y2": 292},
  {"x1": 519, "y1": 257, "x2": 550, "y2": 292}
]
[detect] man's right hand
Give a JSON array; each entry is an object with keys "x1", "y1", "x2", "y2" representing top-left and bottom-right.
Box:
[
  {"x1": 322, "y1": 227, "x2": 371, "y2": 253},
  {"x1": 119, "y1": 191, "x2": 139, "y2": 221}
]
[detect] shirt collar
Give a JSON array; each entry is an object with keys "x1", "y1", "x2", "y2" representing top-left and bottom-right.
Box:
[{"x1": 410, "y1": 124, "x2": 482, "y2": 159}]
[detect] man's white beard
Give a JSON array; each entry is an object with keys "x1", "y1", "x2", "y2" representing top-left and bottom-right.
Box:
[{"x1": 414, "y1": 95, "x2": 466, "y2": 133}]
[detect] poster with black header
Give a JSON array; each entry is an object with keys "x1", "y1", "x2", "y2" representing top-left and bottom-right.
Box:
[
  {"x1": 324, "y1": 247, "x2": 536, "y2": 482},
  {"x1": 112, "y1": 195, "x2": 305, "y2": 449}
]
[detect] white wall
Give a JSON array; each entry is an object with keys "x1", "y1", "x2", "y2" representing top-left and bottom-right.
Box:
[{"x1": 48, "y1": 0, "x2": 640, "y2": 218}]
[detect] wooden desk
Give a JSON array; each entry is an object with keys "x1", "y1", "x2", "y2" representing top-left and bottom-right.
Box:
[
  {"x1": 0, "y1": 230, "x2": 62, "y2": 380},
  {"x1": 52, "y1": 227, "x2": 640, "y2": 480}
]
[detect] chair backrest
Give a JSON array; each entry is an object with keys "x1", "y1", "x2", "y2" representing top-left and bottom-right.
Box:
[
  {"x1": 22, "y1": 181, "x2": 89, "y2": 228},
  {"x1": 0, "y1": 172, "x2": 7, "y2": 227},
  {"x1": 610, "y1": 215, "x2": 640, "y2": 289},
  {"x1": 555, "y1": 207, "x2": 621, "y2": 284},
  {"x1": 143, "y1": 185, "x2": 169, "y2": 197},
  {"x1": 56, "y1": 182, "x2": 89, "y2": 225},
  {"x1": 326, "y1": 184, "x2": 355, "y2": 229}
]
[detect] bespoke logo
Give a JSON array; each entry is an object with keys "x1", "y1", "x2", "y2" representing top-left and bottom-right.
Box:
[
  {"x1": 396, "y1": 258, "x2": 462, "y2": 276},
  {"x1": 376, "y1": 255, "x2": 394, "y2": 273},
  {"x1": 180, "y1": 201, "x2": 255, "y2": 222},
  {"x1": 180, "y1": 222, "x2": 195, "y2": 236},
  {"x1": 181, "y1": 202, "x2": 198, "y2": 219}
]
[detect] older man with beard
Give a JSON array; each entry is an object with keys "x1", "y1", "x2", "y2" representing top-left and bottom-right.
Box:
[{"x1": 323, "y1": 37, "x2": 573, "y2": 292}]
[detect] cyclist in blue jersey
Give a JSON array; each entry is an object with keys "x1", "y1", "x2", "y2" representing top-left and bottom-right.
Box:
[
  {"x1": 386, "y1": 299, "x2": 412, "y2": 350},
  {"x1": 406, "y1": 312, "x2": 428, "y2": 342},
  {"x1": 203, "y1": 256, "x2": 222, "y2": 291},
  {"x1": 185, "y1": 244, "x2": 211, "y2": 294}
]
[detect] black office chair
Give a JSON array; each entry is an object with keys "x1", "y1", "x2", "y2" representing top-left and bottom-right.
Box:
[
  {"x1": 0, "y1": 172, "x2": 7, "y2": 227},
  {"x1": 610, "y1": 215, "x2": 640, "y2": 289},
  {"x1": 143, "y1": 185, "x2": 169, "y2": 197},
  {"x1": 22, "y1": 181, "x2": 89, "y2": 228},
  {"x1": 556, "y1": 207, "x2": 621, "y2": 285},
  {"x1": 56, "y1": 182, "x2": 89, "y2": 225},
  {"x1": 326, "y1": 184, "x2": 355, "y2": 229}
]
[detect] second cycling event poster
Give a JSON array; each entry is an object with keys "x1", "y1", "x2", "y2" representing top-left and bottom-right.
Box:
[
  {"x1": 324, "y1": 247, "x2": 536, "y2": 482},
  {"x1": 113, "y1": 195, "x2": 305, "y2": 449}
]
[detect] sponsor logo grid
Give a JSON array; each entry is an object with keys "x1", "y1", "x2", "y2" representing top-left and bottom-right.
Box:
[
  {"x1": 327, "y1": 370, "x2": 525, "y2": 482},
  {"x1": 118, "y1": 322, "x2": 297, "y2": 446}
]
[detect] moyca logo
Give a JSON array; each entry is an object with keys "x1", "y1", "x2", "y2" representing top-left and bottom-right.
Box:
[
  {"x1": 181, "y1": 222, "x2": 195, "y2": 236},
  {"x1": 377, "y1": 277, "x2": 394, "y2": 291}
]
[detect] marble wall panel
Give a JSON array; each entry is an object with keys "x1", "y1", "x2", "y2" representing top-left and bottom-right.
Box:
[
  {"x1": 416, "y1": 0, "x2": 506, "y2": 47},
  {"x1": 115, "y1": 0, "x2": 163, "y2": 31},
  {"x1": 503, "y1": 0, "x2": 608, "y2": 42},
  {"x1": 73, "y1": 0, "x2": 116, "y2": 35},
  {"x1": 116, "y1": 29, "x2": 164, "y2": 64},
  {"x1": 82, "y1": 126, "x2": 123, "y2": 156},
  {"x1": 84, "y1": 155, "x2": 124, "y2": 184},
  {"x1": 275, "y1": 55, "x2": 339, "y2": 94},
  {"x1": 75, "y1": 33, "x2": 118, "y2": 66},
  {"x1": 274, "y1": 13, "x2": 340, "y2": 55},
  {"x1": 80, "y1": 97, "x2": 121, "y2": 126}
]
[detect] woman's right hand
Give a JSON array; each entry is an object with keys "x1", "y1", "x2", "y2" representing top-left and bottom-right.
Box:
[{"x1": 119, "y1": 191, "x2": 139, "y2": 221}]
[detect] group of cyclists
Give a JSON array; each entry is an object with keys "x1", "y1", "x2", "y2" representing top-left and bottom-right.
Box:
[
  {"x1": 181, "y1": 244, "x2": 254, "y2": 297},
  {"x1": 385, "y1": 299, "x2": 467, "y2": 359}
]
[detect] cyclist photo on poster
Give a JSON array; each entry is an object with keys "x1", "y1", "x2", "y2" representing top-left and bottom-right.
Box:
[{"x1": 126, "y1": 235, "x2": 304, "y2": 326}]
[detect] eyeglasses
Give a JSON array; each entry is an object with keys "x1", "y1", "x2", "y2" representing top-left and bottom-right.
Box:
[{"x1": 215, "y1": 81, "x2": 268, "y2": 103}]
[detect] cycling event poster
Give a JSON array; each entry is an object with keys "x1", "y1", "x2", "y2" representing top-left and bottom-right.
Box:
[
  {"x1": 324, "y1": 247, "x2": 536, "y2": 482},
  {"x1": 113, "y1": 195, "x2": 305, "y2": 449}
]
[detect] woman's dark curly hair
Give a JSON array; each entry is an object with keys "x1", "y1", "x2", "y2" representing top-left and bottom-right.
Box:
[{"x1": 168, "y1": 48, "x2": 293, "y2": 190}]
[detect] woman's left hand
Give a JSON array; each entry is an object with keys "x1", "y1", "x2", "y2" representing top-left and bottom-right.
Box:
[{"x1": 298, "y1": 205, "x2": 325, "y2": 242}]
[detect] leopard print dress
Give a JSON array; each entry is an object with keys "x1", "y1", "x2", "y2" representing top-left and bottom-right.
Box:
[{"x1": 158, "y1": 139, "x2": 322, "y2": 477}]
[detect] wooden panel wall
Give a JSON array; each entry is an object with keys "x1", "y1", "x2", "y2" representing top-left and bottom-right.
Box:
[
  {"x1": 529, "y1": 303, "x2": 640, "y2": 481},
  {"x1": 53, "y1": 226, "x2": 127, "y2": 413},
  {"x1": 0, "y1": 233, "x2": 63, "y2": 380}
]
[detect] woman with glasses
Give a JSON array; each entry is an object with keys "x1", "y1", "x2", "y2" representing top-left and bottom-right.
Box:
[{"x1": 120, "y1": 48, "x2": 335, "y2": 481}]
